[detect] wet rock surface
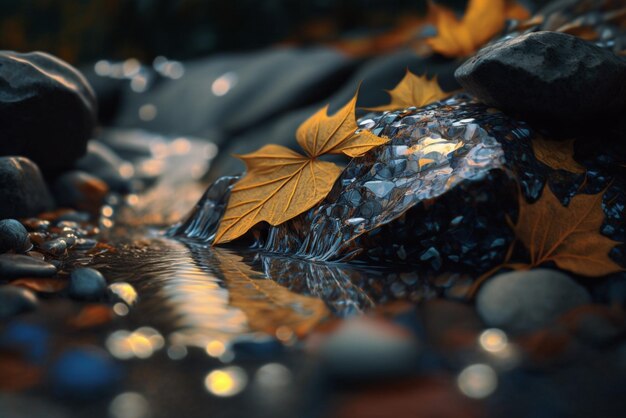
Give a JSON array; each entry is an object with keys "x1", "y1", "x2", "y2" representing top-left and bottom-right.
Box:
[
  {"x1": 0, "y1": 157, "x2": 54, "y2": 219},
  {"x1": 68, "y1": 268, "x2": 107, "y2": 300},
  {"x1": 0, "y1": 254, "x2": 57, "y2": 279},
  {"x1": 455, "y1": 31, "x2": 626, "y2": 131},
  {"x1": 0, "y1": 51, "x2": 96, "y2": 171}
]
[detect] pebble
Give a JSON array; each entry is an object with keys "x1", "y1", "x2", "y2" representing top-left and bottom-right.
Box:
[
  {"x1": 0, "y1": 286, "x2": 38, "y2": 319},
  {"x1": 455, "y1": 31, "x2": 626, "y2": 131},
  {"x1": 54, "y1": 170, "x2": 109, "y2": 214},
  {"x1": 48, "y1": 347, "x2": 121, "y2": 398},
  {"x1": 38, "y1": 238, "x2": 68, "y2": 256},
  {"x1": 68, "y1": 268, "x2": 107, "y2": 300},
  {"x1": 0, "y1": 157, "x2": 54, "y2": 219},
  {"x1": 316, "y1": 317, "x2": 420, "y2": 378},
  {"x1": 0, "y1": 254, "x2": 57, "y2": 279},
  {"x1": 73, "y1": 238, "x2": 97, "y2": 251},
  {"x1": 0, "y1": 219, "x2": 32, "y2": 253},
  {"x1": 476, "y1": 269, "x2": 591, "y2": 333}
]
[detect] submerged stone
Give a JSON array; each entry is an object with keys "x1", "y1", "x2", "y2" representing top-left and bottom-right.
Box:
[{"x1": 0, "y1": 157, "x2": 54, "y2": 219}]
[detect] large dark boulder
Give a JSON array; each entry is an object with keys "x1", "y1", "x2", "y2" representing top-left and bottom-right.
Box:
[
  {"x1": 0, "y1": 51, "x2": 97, "y2": 171},
  {"x1": 454, "y1": 32, "x2": 626, "y2": 132},
  {"x1": 0, "y1": 156, "x2": 54, "y2": 218}
]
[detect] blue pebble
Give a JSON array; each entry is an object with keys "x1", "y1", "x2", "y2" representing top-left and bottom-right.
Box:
[
  {"x1": 49, "y1": 347, "x2": 122, "y2": 398},
  {"x1": 68, "y1": 268, "x2": 107, "y2": 300},
  {"x1": 232, "y1": 335, "x2": 283, "y2": 359},
  {"x1": 0, "y1": 219, "x2": 31, "y2": 253},
  {"x1": 0, "y1": 286, "x2": 38, "y2": 318},
  {"x1": 0, "y1": 322, "x2": 49, "y2": 364}
]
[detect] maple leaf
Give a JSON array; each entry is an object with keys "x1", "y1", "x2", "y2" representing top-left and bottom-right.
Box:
[
  {"x1": 531, "y1": 137, "x2": 585, "y2": 174},
  {"x1": 366, "y1": 70, "x2": 448, "y2": 112},
  {"x1": 427, "y1": 0, "x2": 529, "y2": 57},
  {"x1": 215, "y1": 92, "x2": 388, "y2": 244},
  {"x1": 511, "y1": 187, "x2": 623, "y2": 276}
]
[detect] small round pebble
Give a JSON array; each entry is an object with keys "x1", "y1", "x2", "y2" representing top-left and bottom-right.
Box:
[
  {"x1": 476, "y1": 269, "x2": 591, "y2": 333},
  {"x1": 0, "y1": 219, "x2": 31, "y2": 253},
  {"x1": 0, "y1": 254, "x2": 57, "y2": 278},
  {"x1": 68, "y1": 268, "x2": 107, "y2": 300},
  {"x1": 49, "y1": 347, "x2": 121, "y2": 398},
  {"x1": 39, "y1": 238, "x2": 68, "y2": 256},
  {"x1": 0, "y1": 286, "x2": 38, "y2": 319}
]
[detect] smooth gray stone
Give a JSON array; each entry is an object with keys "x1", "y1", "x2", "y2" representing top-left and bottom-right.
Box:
[{"x1": 476, "y1": 269, "x2": 591, "y2": 333}]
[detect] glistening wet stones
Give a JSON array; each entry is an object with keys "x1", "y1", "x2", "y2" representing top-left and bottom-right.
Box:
[
  {"x1": 68, "y1": 268, "x2": 107, "y2": 300},
  {"x1": 0, "y1": 219, "x2": 31, "y2": 253},
  {"x1": 0, "y1": 157, "x2": 54, "y2": 219},
  {"x1": 455, "y1": 32, "x2": 626, "y2": 131},
  {"x1": 0, "y1": 51, "x2": 96, "y2": 171},
  {"x1": 475, "y1": 269, "x2": 591, "y2": 333}
]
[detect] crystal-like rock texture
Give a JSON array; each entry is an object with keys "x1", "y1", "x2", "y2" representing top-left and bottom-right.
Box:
[{"x1": 171, "y1": 96, "x2": 625, "y2": 275}]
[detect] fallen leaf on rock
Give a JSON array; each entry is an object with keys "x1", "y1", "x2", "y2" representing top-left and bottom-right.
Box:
[
  {"x1": 532, "y1": 137, "x2": 585, "y2": 174},
  {"x1": 215, "y1": 91, "x2": 387, "y2": 244},
  {"x1": 427, "y1": 0, "x2": 529, "y2": 57},
  {"x1": 511, "y1": 187, "x2": 623, "y2": 276},
  {"x1": 366, "y1": 70, "x2": 448, "y2": 112}
]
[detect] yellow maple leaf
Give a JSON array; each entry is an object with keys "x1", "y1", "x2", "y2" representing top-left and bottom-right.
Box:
[
  {"x1": 215, "y1": 92, "x2": 388, "y2": 244},
  {"x1": 532, "y1": 137, "x2": 585, "y2": 174},
  {"x1": 366, "y1": 70, "x2": 448, "y2": 112},
  {"x1": 511, "y1": 187, "x2": 623, "y2": 276},
  {"x1": 427, "y1": 0, "x2": 529, "y2": 58}
]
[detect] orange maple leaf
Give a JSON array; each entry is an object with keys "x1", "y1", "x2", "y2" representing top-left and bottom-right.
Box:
[
  {"x1": 510, "y1": 187, "x2": 623, "y2": 276},
  {"x1": 531, "y1": 137, "x2": 585, "y2": 174},
  {"x1": 427, "y1": 0, "x2": 530, "y2": 58},
  {"x1": 215, "y1": 92, "x2": 388, "y2": 244},
  {"x1": 366, "y1": 69, "x2": 449, "y2": 112}
]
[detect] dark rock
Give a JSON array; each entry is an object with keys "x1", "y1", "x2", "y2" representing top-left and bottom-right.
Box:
[
  {"x1": 75, "y1": 141, "x2": 132, "y2": 192},
  {"x1": 68, "y1": 267, "x2": 107, "y2": 300},
  {"x1": 476, "y1": 269, "x2": 591, "y2": 333},
  {"x1": 0, "y1": 157, "x2": 54, "y2": 219},
  {"x1": 0, "y1": 219, "x2": 31, "y2": 253},
  {"x1": 54, "y1": 171, "x2": 109, "y2": 214},
  {"x1": 0, "y1": 254, "x2": 56, "y2": 279},
  {"x1": 49, "y1": 347, "x2": 121, "y2": 399},
  {"x1": 73, "y1": 238, "x2": 97, "y2": 251},
  {"x1": 455, "y1": 31, "x2": 626, "y2": 131},
  {"x1": 38, "y1": 238, "x2": 68, "y2": 256},
  {"x1": 0, "y1": 51, "x2": 96, "y2": 171},
  {"x1": 0, "y1": 286, "x2": 38, "y2": 318}
]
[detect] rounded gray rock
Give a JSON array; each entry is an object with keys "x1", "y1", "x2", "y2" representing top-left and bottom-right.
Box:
[
  {"x1": 476, "y1": 269, "x2": 591, "y2": 333},
  {"x1": 0, "y1": 157, "x2": 54, "y2": 219},
  {"x1": 0, "y1": 219, "x2": 31, "y2": 253},
  {"x1": 0, "y1": 286, "x2": 38, "y2": 318},
  {"x1": 0, "y1": 51, "x2": 96, "y2": 171},
  {"x1": 68, "y1": 268, "x2": 107, "y2": 300},
  {"x1": 455, "y1": 31, "x2": 626, "y2": 130},
  {"x1": 0, "y1": 254, "x2": 57, "y2": 279}
]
